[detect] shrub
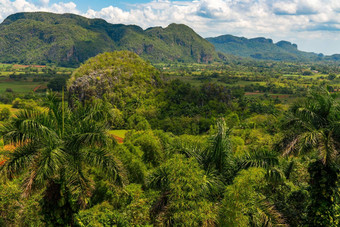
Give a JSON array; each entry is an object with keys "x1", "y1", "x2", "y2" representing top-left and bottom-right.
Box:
[{"x1": 0, "y1": 108, "x2": 11, "y2": 121}]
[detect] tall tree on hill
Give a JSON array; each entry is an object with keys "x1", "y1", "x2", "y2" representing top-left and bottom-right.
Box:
[
  {"x1": 280, "y1": 89, "x2": 340, "y2": 226},
  {"x1": 0, "y1": 93, "x2": 121, "y2": 225}
]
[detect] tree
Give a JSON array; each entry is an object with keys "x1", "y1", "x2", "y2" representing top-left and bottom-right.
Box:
[
  {"x1": 219, "y1": 168, "x2": 285, "y2": 226},
  {"x1": 280, "y1": 89, "x2": 340, "y2": 226},
  {"x1": 328, "y1": 73, "x2": 337, "y2": 81},
  {"x1": 148, "y1": 154, "x2": 217, "y2": 226},
  {"x1": 47, "y1": 76, "x2": 67, "y2": 91},
  {"x1": 0, "y1": 93, "x2": 120, "y2": 225}
]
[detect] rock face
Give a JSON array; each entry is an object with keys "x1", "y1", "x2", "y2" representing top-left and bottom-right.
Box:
[
  {"x1": 0, "y1": 12, "x2": 218, "y2": 66},
  {"x1": 68, "y1": 51, "x2": 161, "y2": 108}
]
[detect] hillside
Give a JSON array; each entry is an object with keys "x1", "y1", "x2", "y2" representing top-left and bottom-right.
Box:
[
  {"x1": 0, "y1": 12, "x2": 218, "y2": 66},
  {"x1": 206, "y1": 35, "x2": 321, "y2": 61},
  {"x1": 68, "y1": 51, "x2": 160, "y2": 109}
]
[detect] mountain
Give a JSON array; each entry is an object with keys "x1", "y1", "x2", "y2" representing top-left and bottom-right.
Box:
[
  {"x1": 0, "y1": 12, "x2": 218, "y2": 67},
  {"x1": 206, "y1": 35, "x2": 321, "y2": 62}
]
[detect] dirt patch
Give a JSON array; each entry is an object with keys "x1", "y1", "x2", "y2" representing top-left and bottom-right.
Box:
[
  {"x1": 13, "y1": 64, "x2": 46, "y2": 69},
  {"x1": 33, "y1": 85, "x2": 48, "y2": 92},
  {"x1": 113, "y1": 135, "x2": 124, "y2": 144}
]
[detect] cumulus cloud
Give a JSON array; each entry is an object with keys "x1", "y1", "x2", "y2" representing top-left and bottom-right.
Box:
[
  {"x1": 1, "y1": 0, "x2": 340, "y2": 54},
  {"x1": 0, "y1": 0, "x2": 79, "y2": 21}
]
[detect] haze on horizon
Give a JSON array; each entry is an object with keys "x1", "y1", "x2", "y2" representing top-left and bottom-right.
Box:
[{"x1": 1, "y1": 0, "x2": 340, "y2": 55}]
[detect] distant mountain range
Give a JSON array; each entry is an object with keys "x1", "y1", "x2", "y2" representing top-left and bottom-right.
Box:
[
  {"x1": 0, "y1": 12, "x2": 339, "y2": 66},
  {"x1": 207, "y1": 35, "x2": 322, "y2": 61}
]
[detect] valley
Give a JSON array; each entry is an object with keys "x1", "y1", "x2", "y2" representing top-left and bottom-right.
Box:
[{"x1": 0, "y1": 11, "x2": 339, "y2": 227}]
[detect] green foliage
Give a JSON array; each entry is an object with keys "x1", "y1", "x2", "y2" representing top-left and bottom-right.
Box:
[
  {"x1": 220, "y1": 167, "x2": 284, "y2": 226},
  {"x1": 281, "y1": 89, "x2": 340, "y2": 165},
  {"x1": 0, "y1": 94, "x2": 121, "y2": 225},
  {"x1": 0, "y1": 180, "x2": 43, "y2": 226},
  {"x1": 77, "y1": 184, "x2": 153, "y2": 226},
  {"x1": 115, "y1": 143, "x2": 147, "y2": 184},
  {"x1": 307, "y1": 160, "x2": 339, "y2": 226},
  {"x1": 328, "y1": 73, "x2": 337, "y2": 80},
  {"x1": 148, "y1": 154, "x2": 217, "y2": 226},
  {"x1": 126, "y1": 130, "x2": 165, "y2": 167},
  {"x1": 111, "y1": 108, "x2": 125, "y2": 128},
  {"x1": 280, "y1": 89, "x2": 340, "y2": 225},
  {"x1": 68, "y1": 51, "x2": 161, "y2": 118},
  {"x1": 47, "y1": 76, "x2": 67, "y2": 91},
  {"x1": 76, "y1": 202, "x2": 128, "y2": 226},
  {"x1": 127, "y1": 114, "x2": 151, "y2": 130},
  {"x1": 0, "y1": 107, "x2": 10, "y2": 121},
  {"x1": 11, "y1": 97, "x2": 38, "y2": 109},
  {"x1": 1, "y1": 43, "x2": 340, "y2": 227}
]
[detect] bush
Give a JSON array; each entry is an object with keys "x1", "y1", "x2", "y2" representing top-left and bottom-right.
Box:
[
  {"x1": 328, "y1": 73, "x2": 337, "y2": 80},
  {"x1": 0, "y1": 108, "x2": 11, "y2": 121},
  {"x1": 47, "y1": 76, "x2": 67, "y2": 91},
  {"x1": 302, "y1": 71, "x2": 312, "y2": 76},
  {"x1": 127, "y1": 114, "x2": 151, "y2": 130},
  {"x1": 12, "y1": 98, "x2": 38, "y2": 109}
]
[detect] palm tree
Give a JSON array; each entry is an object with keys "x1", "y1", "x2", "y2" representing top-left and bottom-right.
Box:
[
  {"x1": 171, "y1": 119, "x2": 285, "y2": 225},
  {"x1": 280, "y1": 89, "x2": 340, "y2": 226},
  {"x1": 0, "y1": 93, "x2": 120, "y2": 225}
]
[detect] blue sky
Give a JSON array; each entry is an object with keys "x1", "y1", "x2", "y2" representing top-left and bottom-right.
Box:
[
  {"x1": 47, "y1": 0, "x2": 147, "y2": 11},
  {"x1": 48, "y1": 0, "x2": 191, "y2": 11},
  {"x1": 1, "y1": 0, "x2": 340, "y2": 55}
]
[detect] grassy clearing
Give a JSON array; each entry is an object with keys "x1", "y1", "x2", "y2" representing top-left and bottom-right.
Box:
[
  {"x1": 0, "y1": 81, "x2": 46, "y2": 93},
  {"x1": 109, "y1": 130, "x2": 128, "y2": 139}
]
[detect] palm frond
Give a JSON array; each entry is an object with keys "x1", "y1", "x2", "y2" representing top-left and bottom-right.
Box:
[
  {"x1": 265, "y1": 167, "x2": 285, "y2": 184},
  {"x1": 0, "y1": 142, "x2": 38, "y2": 179},
  {"x1": 257, "y1": 200, "x2": 288, "y2": 226},
  {"x1": 82, "y1": 148, "x2": 121, "y2": 183},
  {"x1": 68, "y1": 131, "x2": 110, "y2": 150},
  {"x1": 203, "y1": 119, "x2": 232, "y2": 172},
  {"x1": 201, "y1": 167, "x2": 225, "y2": 198},
  {"x1": 0, "y1": 109, "x2": 58, "y2": 144},
  {"x1": 169, "y1": 138, "x2": 204, "y2": 164},
  {"x1": 65, "y1": 166, "x2": 92, "y2": 209},
  {"x1": 281, "y1": 89, "x2": 340, "y2": 166},
  {"x1": 244, "y1": 149, "x2": 279, "y2": 169},
  {"x1": 284, "y1": 160, "x2": 295, "y2": 180},
  {"x1": 23, "y1": 146, "x2": 67, "y2": 197}
]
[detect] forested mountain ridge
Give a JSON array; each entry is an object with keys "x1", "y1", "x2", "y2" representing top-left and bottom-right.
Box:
[
  {"x1": 0, "y1": 12, "x2": 218, "y2": 66},
  {"x1": 1, "y1": 12, "x2": 340, "y2": 67},
  {"x1": 206, "y1": 34, "x2": 323, "y2": 61}
]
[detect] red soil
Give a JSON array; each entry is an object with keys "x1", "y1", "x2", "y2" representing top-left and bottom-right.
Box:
[
  {"x1": 0, "y1": 159, "x2": 6, "y2": 166},
  {"x1": 113, "y1": 135, "x2": 124, "y2": 144},
  {"x1": 33, "y1": 85, "x2": 48, "y2": 92}
]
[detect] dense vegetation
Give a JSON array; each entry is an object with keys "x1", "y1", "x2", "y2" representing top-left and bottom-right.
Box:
[{"x1": 0, "y1": 51, "x2": 339, "y2": 226}]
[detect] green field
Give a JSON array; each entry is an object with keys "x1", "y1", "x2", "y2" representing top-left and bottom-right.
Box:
[
  {"x1": 0, "y1": 81, "x2": 46, "y2": 93},
  {"x1": 109, "y1": 130, "x2": 128, "y2": 139}
]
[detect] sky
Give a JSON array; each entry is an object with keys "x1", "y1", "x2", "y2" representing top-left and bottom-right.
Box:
[{"x1": 1, "y1": 0, "x2": 340, "y2": 55}]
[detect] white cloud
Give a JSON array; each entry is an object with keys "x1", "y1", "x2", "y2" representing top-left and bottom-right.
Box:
[
  {"x1": 0, "y1": 0, "x2": 79, "y2": 21},
  {"x1": 1, "y1": 0, "x2": 340, "y2": 54},
  {"x1": 40, "y1": 0, "x2": 49, "y2": 6}
]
